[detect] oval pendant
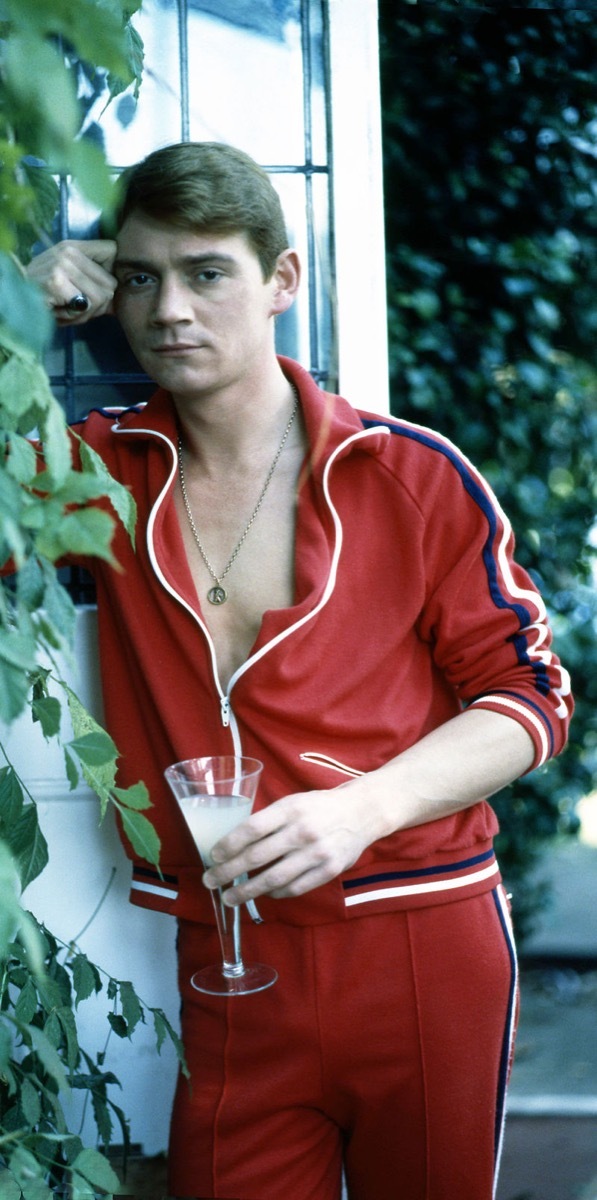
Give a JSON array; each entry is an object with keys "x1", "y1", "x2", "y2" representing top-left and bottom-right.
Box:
[{"x1": 207, "y1": 585, "x2": 227, "y2": 605}]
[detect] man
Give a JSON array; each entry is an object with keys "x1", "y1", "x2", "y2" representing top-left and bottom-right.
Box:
[{"x1": 28, "y1": 141, "x2": 572, "y2": 1200}]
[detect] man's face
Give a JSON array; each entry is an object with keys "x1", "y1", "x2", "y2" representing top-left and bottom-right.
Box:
[{"x1": 113, "y1": 214, "x2": 287, "y2": 401}]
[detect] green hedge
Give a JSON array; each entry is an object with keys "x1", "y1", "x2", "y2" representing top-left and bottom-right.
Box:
[{"x1": 380, "y1": 2, "x2": 597, "y2": 939}]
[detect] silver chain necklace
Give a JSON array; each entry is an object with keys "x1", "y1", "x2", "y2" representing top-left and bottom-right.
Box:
[{"x1": 177, "y1": 396, "x2": 299, "y2": 606}]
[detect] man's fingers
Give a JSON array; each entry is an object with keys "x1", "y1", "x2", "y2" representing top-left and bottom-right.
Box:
[
  {"x1": 209, "y1": 804, "x2": 288, "y2": 862},
  {"x1": 217, "y1": 850, "x2": 329, "y2": 906},
  {"x1": 82, "y1": 238, "x2": 119, "y2": 267},
  {"x1": 206, "y1": 826, "x2": 293, "y2": 887},
  {"x1": 27, "y1": 240, "x2": 118, "y2": 321}
]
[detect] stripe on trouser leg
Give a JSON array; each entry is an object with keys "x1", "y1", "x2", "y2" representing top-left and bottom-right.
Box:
[{"x1": 491, "y1": 885, "x2": 519, "y2": 1199}]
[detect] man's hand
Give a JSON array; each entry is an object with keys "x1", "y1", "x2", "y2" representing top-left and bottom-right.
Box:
[
  {"x1": 26, "y1": 239, "x2": 118, "y2": 324},
  {"x1": 201, "y1": 709, "x2": 537, "y2": 908},
  {"x1": 202, "y1": 785, "x2": 378, "y2": 906}
]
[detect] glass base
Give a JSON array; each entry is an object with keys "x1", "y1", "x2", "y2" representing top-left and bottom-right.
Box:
[{"x1": 191, "y1": 962, "x2": 278, "y2": 996}]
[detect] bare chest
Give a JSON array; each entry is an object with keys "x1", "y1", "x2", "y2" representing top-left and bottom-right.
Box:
[{"x1": 173, "y1": 462, "x2": 299, "y2": 687}]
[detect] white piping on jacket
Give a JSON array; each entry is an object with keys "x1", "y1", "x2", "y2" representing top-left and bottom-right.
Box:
[
  {"x1": 112, "y1": 423, "x2": 243, "y2": 752},
  {"x1": 492, "y1": 884, "x2": 519, "y2": 1198},
  {"x1": 299, "y1": 752, "x2": 365, "y2": 778},
  {"x1": 401, "y1": 414, "x2": 572, "y2": 724},
  {"x1": 113, "y1": 420, "x2": 390, "y2": 740}
]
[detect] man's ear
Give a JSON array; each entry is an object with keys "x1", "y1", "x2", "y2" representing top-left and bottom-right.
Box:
[{"x1": 269, "y1": 249, "x2": 301, "y2": 316}]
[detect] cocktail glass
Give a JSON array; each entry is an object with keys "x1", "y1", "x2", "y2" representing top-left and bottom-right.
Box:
[{"x1": 164, "y1": 755, "x2": 278, "y2": 996}]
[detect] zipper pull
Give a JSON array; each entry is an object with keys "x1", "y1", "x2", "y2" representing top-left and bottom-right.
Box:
[{"x1": 220, "y1": 695, "x2": 230, "y2": 727}]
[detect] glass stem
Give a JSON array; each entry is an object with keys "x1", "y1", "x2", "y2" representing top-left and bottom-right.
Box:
[{"x1": 210, "y1": 886, "x2": 245, "y2": 978}]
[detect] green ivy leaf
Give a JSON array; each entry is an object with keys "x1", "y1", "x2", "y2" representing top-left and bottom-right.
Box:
[
  {"x1": 69, "y1": 138, "x2": 116, "y2": 212},
  {"x1": 64, "y1": 690, "x2": 116, "y2": 810},
  {"x1": 17, "y1": 163, "x2": 60, "y2": 266},
  {"x1": 78, "y1": 439, "x2": 137, "y2": 545},
  {"x1": 0, "y1": 327, "x2": 52, "y2": 430},
  {"x1": 0, "y1": 766, "x2": 25, "y2": 825},
  {"x1": 10, "y1": 0, "x2": 136, "y2": 81},
  {"x1": 19, "y1": 1075, "x2": 42, "y2": 1127},
  {"x1": 15, "y1": 557, "x2": 45, "y2": 609},
  {"x1": 35, "y1": 506, "x2": 116, "y2": 564},
  {"x1": 71, "y1": 953, "x2": 102, "y2": 1007},
  {"x1": 37, "y1": 967, "x2": 67, "y2": 1013},
  {"x1": 0, "y1": 1018, "x2": 13, "y2": 1073},
  {"x1": 61, "y1": 1134, "x2": 84, "y2": 1166},
  {"x1": 28, "y1": 1025, "x2": 69, "y2": 1093},
  {"x1": 118, "y1": 808, "x2": 160, "y2": 867},
  {"x1": 37, "y1": 392, "x2": 72, "y2": 490},
  {"x1": 70, "y1": 1147, "x2": 121, "y2": 1196},
  {"x1": 39, "y1": 567, "x2": 76, "y2": 645},
  {"x1": 0, "y1": 255, "x2": 54, "y2": 357},
  {"x1": 0, "y1": 656, "x2": 32, "y2": 723},
  {"x1": 103, "y1": 1093, "x2": 130, "y2": 1153},
  {"x1": 14, "y1": 977, "x2": 38, "y2": 1025},
  {"x1": 91, "y1": 1088, "x2": 114, "y2": 1148},
  {"x1": 0, "y1": 1168, "x2": 22, "y2": 1199},
  {"x1": 31, "y1": 695, "x2": 61, "y2": 739},
  {"x1": 68, "y1": 731, "x2": 118, "y2": 768},
  {"x1": 118, "y1": 980, "x2": 144, "y2": 1037},
  {"x1": 106, "y1": 1012, "x2": 127, "y2": 1040},
  {"x1": 22, "y1": 1177, "x2": 53, "y2": 1200},
  {"x1": 0, "y1": 626, "x2": 36, "y2": 671},
  {"x1": 112, "y1": 782, "x2": 151, "y2": 811},
  {"x1": 43, "y1": 1009, "x2": 61, "y2": 1050},
  {"x1": 0, "y1": 481, "x2": 28, "y2": 568},
  {"x1": 4, "y1": 431, "x2": 37, "y2": 484},
  {"x1": 6, "y1": 1145, "x2": 45, "y2": 1189},
  {"x1": 151, "y1": 1007, "x2": 188, "y2": 1078},
  {"x1": 8, "y1": 802, "x2": 49, "y2": 891},
  {"x1": 63, "y1": 746, "x2": 80, "y2": 792},
  {"x1": 3, "y1": 33, "x2": 79, "y2": 160},
  {"x1": 56, "y1": 1006, "x2": 80, "y2": 1071}
]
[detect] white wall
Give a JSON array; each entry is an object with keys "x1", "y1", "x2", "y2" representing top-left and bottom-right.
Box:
[{"x1": 2, "y1": 609, "x2": 179, "y2": 1155}]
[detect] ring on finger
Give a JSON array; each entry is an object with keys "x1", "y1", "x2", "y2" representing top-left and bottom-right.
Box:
[{"x1": 65, "y1": 293, "x2": 89, "y2": 313}]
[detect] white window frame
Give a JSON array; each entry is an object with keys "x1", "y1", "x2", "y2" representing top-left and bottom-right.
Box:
[{"x1": 328, "y1": 0, "x2": 389, "y2": 410}]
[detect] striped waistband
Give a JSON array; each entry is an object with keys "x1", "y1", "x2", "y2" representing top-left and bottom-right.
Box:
[
  {"x1": 129, "y1": 848, "x2": 501, "y2": 922},
  {"x1": 131, "y1": 864, "x2": 179, "y2": 905},
  {"x1": 342, "y1": 848, "x2": 500, "y2": 909}
]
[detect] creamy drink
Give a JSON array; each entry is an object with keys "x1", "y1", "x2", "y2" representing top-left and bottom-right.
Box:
[
  {"x1": 164, "y1": 755, "x2": 277, "y2": 994},
  {"x1": 180, "y1": 793, "x2": 253, "y2": 866}
]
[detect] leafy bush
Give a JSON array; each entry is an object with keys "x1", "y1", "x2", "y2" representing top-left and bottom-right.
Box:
[
  {"x1": 0, "y1": 2, "x2": 183, "y2": 1194},
  {"x1": 380, "y1": 2, "x2": 597, "y2": 938}
]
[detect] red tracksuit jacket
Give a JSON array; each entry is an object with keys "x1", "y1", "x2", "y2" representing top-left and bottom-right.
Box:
[{"x1": 72, "y1": 356, "x2": 572, "y2": 927}]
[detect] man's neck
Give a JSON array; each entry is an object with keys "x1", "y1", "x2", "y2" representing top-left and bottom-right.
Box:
[{"x1": 173, "y1": 364, "x2": 300, "y2": 473}]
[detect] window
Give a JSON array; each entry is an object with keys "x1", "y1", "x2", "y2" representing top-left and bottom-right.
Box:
[{"x1": 48, "y1": 0, "x2": 337, "y2": 421}]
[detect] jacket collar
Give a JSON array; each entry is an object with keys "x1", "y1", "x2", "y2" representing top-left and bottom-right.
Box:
[
  {"x1": 110, "y1": 356, "x2": 391, "y2": 467},
  {"x1": 111, "y1": 388, "x2": 179, "y2": 440}
]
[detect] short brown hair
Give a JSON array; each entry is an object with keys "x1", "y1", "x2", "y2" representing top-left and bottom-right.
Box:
[{"x1": 114, "y1": 141, "x2": 289, "y2": 279}]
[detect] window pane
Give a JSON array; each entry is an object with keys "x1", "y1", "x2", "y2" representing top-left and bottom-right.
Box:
[
  {"x1": 186, "y1": 3, "x2": 305, "y2": 163},
  {"x1": 85, "y1": 0, "x2": 183, "y2": 165}
]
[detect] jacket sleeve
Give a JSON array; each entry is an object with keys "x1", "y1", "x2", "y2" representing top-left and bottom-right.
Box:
[{"x1": 413, "y1": 435, "x2": 573, "y2": 770}]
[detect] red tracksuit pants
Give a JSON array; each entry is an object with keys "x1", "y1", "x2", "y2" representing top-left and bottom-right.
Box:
[{"x1": 168, "y1": 886, "x2": 517, "y2": 1200}]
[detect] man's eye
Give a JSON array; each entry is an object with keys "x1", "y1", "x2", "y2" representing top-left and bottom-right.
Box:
[
  {"x1": 116, "y1": 273, "x2": 154, "y2": 290},
  {"x1": 197, "y1": 269, "x2": 222, "y2": 283}
]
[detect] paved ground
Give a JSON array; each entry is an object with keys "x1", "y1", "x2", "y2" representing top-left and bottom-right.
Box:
[
  {"x1": 497, "y1": 832, "x2": 597, "y2": 1200},
  {"x1": 497, "y1": 1118, "x2": 597, "y2": 1200}
]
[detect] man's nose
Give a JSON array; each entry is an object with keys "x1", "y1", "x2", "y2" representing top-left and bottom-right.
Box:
[{"x1": 152, "y1": 278, "x2": 193, "y2": 323}]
